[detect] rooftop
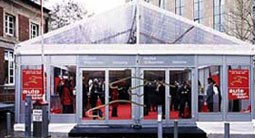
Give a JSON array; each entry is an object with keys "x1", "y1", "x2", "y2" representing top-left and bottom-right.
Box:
[{"x1": 16, "y1": 1, "x2": 253, "y2": 56}]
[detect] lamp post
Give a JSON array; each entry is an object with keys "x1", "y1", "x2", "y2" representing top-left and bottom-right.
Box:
[{"x1": 40, "y1": 0, "x2": 46, "y2": 102}]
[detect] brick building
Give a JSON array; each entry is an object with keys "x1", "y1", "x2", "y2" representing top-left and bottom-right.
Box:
[{"x1": 0, "y1": 0, "x2": 50, "y2": 103}]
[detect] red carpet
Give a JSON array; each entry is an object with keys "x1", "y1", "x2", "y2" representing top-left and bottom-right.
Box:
[
  {"x1": 144, "y1": 111, "x2": 181, "y2": 119},
  {"x1": 109, "y1": 104, "x2": 131, "y2": 120},
  {"x1": 82, "y1": 103, "x2": 187, "y2": 120},
  {"x1": 83, "y1": 104, "x2": 131, "y2": 120},
  {"x1": 51, "y1": 104, "x2": 187, "y2": 120}
]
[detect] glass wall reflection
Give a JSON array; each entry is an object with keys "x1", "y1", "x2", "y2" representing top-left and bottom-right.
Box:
[
  {"x1": 50, "y1": 65, "x2": 76, "y2": 114},
  {"x1": 198, "y1": 66, "x2": 222, "y2": 113},
  {"x1": 143, "y1": 70, "x2": 165, "y2": 120},
  {"x1": 82, "y1": 71, "x2": 105, "y2": 120},
  {"x1": 109, "y1": 70, "x2": 132, "y2": 120},
  {"x1": 169, "y1": 70, "x2": 192, "y2": 119}
]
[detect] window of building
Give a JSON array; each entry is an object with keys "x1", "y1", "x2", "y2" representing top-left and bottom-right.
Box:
[
  {"x1": 214, "y1": 0, "x2": 225, "y2": 32},
  {"x1": 5, "y1": 14, "x2": 16, "y2": 36},
  {"x1": 194, "y1": 0, "x2": 203, "y2": 23},
  {"x1": 30, "y1": 23, "x2": 39, "y2": 39},
  {"x1": 175, "y1": 0, "x2": 184, "y2": 16},
  {"x1": 4, "y1": 50, "x2": 14, "y2": 85}
]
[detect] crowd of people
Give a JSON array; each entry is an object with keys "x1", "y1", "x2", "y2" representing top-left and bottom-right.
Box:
[
  {"x1": 144, "y1": 78, "x2": 165, "y2": 117},
  {"x1": 83, "y1": 78, "x2": 105, "y2": 119},
  {"x1": 170, "y1": 80, "x2": 192, "y2": 118},
  {"x1": 143, "y1": 79, "x2": 192, "y2": 119},
  {"x1": 82, "y1": 77, "x2": 131, "y2": 119},
  {"x1": 55, "y1": 73, "x2": 220, "y2": 118}
]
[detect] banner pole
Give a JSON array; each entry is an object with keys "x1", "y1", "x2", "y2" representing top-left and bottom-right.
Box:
[{"x1": 40, "y1": 0, "x2": 45, "y2": 102}]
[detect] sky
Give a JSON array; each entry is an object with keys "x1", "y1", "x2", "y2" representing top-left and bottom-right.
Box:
[{"x1": 45, "y1": 0, "x2": 126, "y2": 14}]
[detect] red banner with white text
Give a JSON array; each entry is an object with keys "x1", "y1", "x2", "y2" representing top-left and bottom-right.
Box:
[
  {"x1": 22, "y1": 69, "x2": 43, "y2": 101},
  {"x1": 228, "y1": 69, "x2": 249, "y2": 100}
]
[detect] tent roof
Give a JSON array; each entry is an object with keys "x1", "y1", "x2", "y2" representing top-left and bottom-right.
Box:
[
  {"x1": 16, "y1": 44, "x2": 255, "y2": 56},
  {"x1": 18, "y1": 1, "x2": 250, "y2": 47}
]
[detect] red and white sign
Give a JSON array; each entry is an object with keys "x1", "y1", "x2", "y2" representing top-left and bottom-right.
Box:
[
  {"x1": 228, "y1": 69, "x2": 249, "y2": 100},
  {"x1": 22, "y1": 69, "x2": 43, "y2": 101}
]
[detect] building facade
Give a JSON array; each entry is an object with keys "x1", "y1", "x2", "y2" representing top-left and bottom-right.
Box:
[
  {"x1": 126, "y1": 0, "x2": 253, "y2": 41},
  {"x1": 0, "y1": 0, "x2": 50, "y2": 103}
]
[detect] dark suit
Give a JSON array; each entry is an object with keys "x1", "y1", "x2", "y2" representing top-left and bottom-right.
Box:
[
  {"x1": 179, "y1": 85, "x2": 191, "y2": 118},
  {"x1": 206, "y1": 83, "x2": 214, "y2": 112}
]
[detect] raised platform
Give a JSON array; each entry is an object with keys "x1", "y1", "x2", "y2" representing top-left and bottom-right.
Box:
[{"x1": 69, "y1": 125, "x2": 207, "y2": 138}]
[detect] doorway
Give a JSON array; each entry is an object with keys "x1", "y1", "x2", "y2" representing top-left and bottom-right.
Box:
[{"x1": 80, "y1": 68, "x2": 135, "y2": 123}]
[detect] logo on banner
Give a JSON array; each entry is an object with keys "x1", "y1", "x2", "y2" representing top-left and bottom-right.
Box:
[
  {"x1": 228, "y1": 69, "x2": 249, "y2": 100},
  {"x1": 22, "y1": 69, "x2": 43, "y2": 101}
]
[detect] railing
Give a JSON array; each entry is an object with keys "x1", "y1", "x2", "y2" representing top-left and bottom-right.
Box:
[{"x1": 0, "y1": 85, "x2": 15, "y2": 104}]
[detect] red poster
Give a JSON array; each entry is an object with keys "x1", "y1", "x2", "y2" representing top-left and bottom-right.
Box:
[
  {"x1": 211, "y1": 75, "x2": 220, "y2": 86},
  {"x1": 228, "y1": 69, "x2": 249, "y2": 100},
  {"x1": 22, "y1": 69, "x2": 43, "y2": 101}
]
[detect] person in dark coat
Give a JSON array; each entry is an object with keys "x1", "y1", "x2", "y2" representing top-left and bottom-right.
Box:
[
  {"x1": 111, "y1": 87, "x2": 119, "y2": 117},
  {"x1": 179, "y1": 81, "x2": 191, "y2": 118},
  {"x1": 170, "y1": 81, "x2": 180, "y2": 111},
  {"x1": 61, "y1": 79, "x2": 74, "y2": 114},
  {"x1": 57, "y1": 79, "x2": 64, "y2": 98},
  {"x1": 89, "y1": 79, "x2": 102, "y2": 120},
  {"x1": 206, "y1": 78, "x2": 214, "y2": 112},
  {"x1": 151, "y1": 80, "x2": 157, "y2": 111},
  {"x1": 159, "y1": 82, "x2": 165, "y2": 118},
  {"x1": 82, "y1": 81, "x2": 88, "y2": 117},
  {"x1": 156, "y1": 78, "x2": 165, "y2": 118},
  {"x1": 98, "y1": 80, "x2": 105, "y2": 105},
  {"x1": 144, "y1": 83, "x2": 149, "y2": 116}
]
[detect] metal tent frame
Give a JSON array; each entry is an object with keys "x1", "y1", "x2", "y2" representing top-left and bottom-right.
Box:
[{"x1": 15, "y1": 1, "x2": 254, "y2": 125}]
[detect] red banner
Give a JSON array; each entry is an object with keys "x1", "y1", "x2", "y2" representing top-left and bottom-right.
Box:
[
  {"x1": 22, "y1": 69, "x2": 43, "y2": 101},
  {"x1": 228, "y1": 69, "x2": 249, "y2": 100}
]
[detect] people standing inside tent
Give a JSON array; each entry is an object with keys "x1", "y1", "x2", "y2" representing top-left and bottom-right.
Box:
[
  {"x1": 157, "y1": 77, "x2": 165, "y2": 118},
  {"x1": 144, "y1": 82, "x2": 149, "y2": 116},
  {"x1": 186, "y1": 80, "x2": 192, "y2": 116},
  {"x1": 61, "y1": 79, "x2": 74, "y2": 114},
  {"x1": 89, "y1": 78, "x2": 103, "y2": 120},
  {"x1": 170, "y1": 81, "x2": 180, "y2": 111},
  {"x1": 83, "y1": 80, "x2": 89, "y2": 117},
  {"x1": 98, "y1": 79, "x2": 105, "y2": 105},
  {"x1": 111, "y1": 85, "x2": 119, "y2": 117},
  {"x1": 214, "y1": 81, "x2": 221, "y2": 112},
  {"x1": 152, "y1": 80, "x2": 158, "y2": 112},
  {"x1": 57, "y1": 79, "x2": 64, "y2": 100},
  {"x1": 206, "y1": 78, "x2": 214, "y2": 112},
  {"x1": 179, "y1": 81, "x2": 191, "y2": 118}
]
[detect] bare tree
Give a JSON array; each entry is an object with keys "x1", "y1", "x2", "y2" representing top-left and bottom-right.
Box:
[
  {"x1": 49, "y1": 0, "x2": 90, "y2": 30},
  {"x1": 225, "y1": 0, "x2": 254, "y2": 43}
]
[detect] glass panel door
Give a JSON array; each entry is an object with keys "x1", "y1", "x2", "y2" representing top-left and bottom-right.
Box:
[
  {"x1": 143, "y1": 70, "x2": 166, "y2": 120},
  {"x1": 82, "y1": 70, "x2": 105, "y2": 120},
  {"x1": 198, "y1": 66, "x2": 222, "y2": 113},
  {"x1": 169, "y1": 69, "x2": 192, "y2": 119},
  {"x1": 109, "y1": 69, "x2": 132, "y2": 120}
]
